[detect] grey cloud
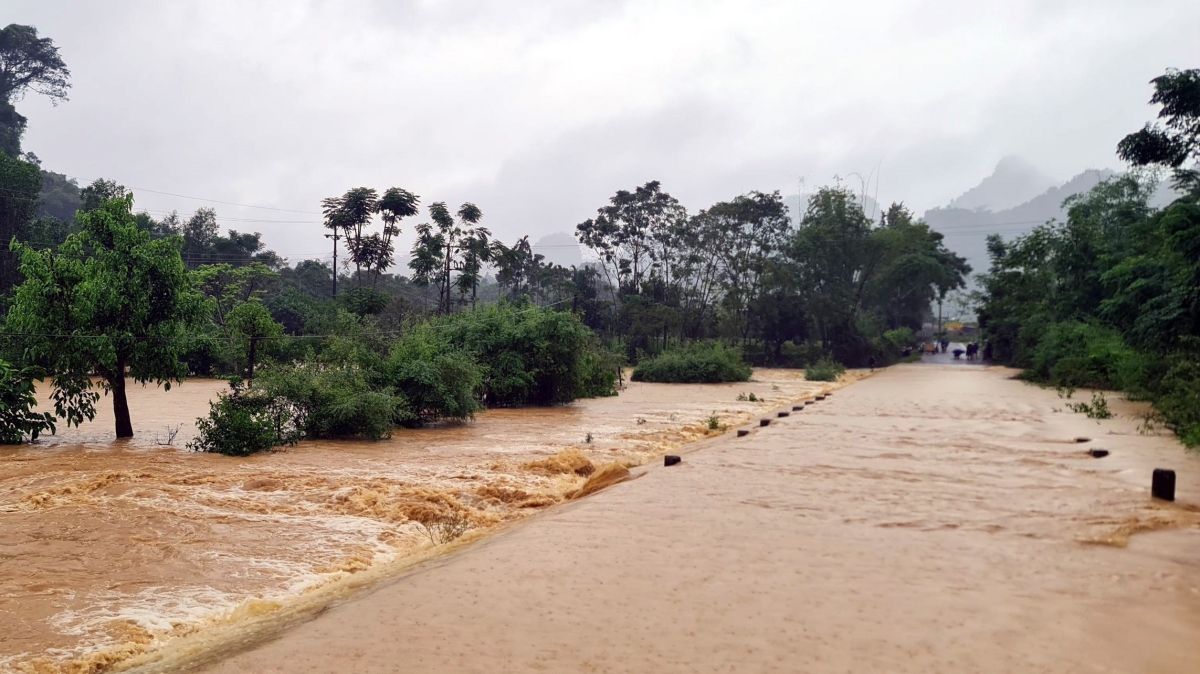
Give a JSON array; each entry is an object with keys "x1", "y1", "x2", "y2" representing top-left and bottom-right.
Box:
[{"x1": 6, "y1": 0, "x2": 1197, "y2": 266}]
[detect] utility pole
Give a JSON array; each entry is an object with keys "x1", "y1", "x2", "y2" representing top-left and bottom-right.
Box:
[{"x1": 325, "y1": 232, "x2": 341, "y2": 298}]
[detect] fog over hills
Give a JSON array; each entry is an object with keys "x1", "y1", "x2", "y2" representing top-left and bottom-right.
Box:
[
  {"x1": 945, "y1": 156, "x2": 1058, "y2": 212},
  {"x1": 924, "y1": 163, "x2": 1116, "y2": 282}
]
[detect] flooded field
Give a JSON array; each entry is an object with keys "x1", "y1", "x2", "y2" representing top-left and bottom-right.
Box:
[{"x1": 0, "y1": 370, "x2": 836, "y2": 673}]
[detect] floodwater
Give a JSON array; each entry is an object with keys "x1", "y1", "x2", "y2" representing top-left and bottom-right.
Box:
[
  {"x1": 0, "y1": 371, "x2": 833, "y2": 674},
  {"x1": 199, "y1": 364, "x2": 1200, "y2": 674}
]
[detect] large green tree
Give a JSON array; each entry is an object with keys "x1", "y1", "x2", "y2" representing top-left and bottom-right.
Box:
[
  {"x1": 1118, "y1": 68, "x2": 1200, "y2": 191},
  {"x1": 6, "y1": 195, "x2": 206, "y2": 438},
  {"x1": 0, "y1": 24, "x2": 71, "y2": 157},
  {"x1": 0, "y1": 151, "x2": 40, "y2": 292}
]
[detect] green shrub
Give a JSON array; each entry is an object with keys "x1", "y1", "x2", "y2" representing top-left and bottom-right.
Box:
[
  {"x1": 255, "y1": 364, "x2": 405, "y2": 440},
  {"x1": 188, "y1": 381, "x2": 301, "y2": 456},
  {"x1": 0, "y1": 361, "x2": 54, "y2": 443},
  {"x1": 804, "y1": 357, "x2": 845, "y2": 382},
  {"x1": 1155, "y1": 358, "x2": 1200, "y2": 447},
  {"x1": 631, "y1": 342, "x2": 751, "y2": 383},
  {"x1": 435, "y1": 304, "x2": 616, "y2": 405},
  {"x1": 1024, "y1": 322, "x2": 1133, "y2": 389},
  {"x1": 874, "y1": 328, "x2": 915, "y2": 364},
  {"x1": 1067, "y1": 392, "x2": 1114, "y2": 419},
  {"x1": 384, "y1": 326, "x2": 482, "y2": 425}
]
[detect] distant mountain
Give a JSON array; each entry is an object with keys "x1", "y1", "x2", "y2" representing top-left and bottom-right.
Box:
[
  {"x1": 531, "y1": 232, "x2": 582, "y2": 268},
  {"x1": 924, "y1": 165, "x2": 1115, "y2": 283},
  {"x1": 947, "y1": 156, "x2": 1058, "y2": 212}
]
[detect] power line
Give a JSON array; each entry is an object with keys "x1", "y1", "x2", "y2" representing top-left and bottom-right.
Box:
[{"x1": 61, "y1": 175, "x2": 321, "y2": 215}]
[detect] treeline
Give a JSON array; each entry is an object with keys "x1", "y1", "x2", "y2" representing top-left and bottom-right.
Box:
[
  {"x1": 978, "y1": 68, "x2": 1200, "y2": 444},
  {"x1": 0, "y1": 193, "x2": 618, "y2": 447},
  {"x1": 573, "y1": 182, "x2": 968, "y2": 368}
]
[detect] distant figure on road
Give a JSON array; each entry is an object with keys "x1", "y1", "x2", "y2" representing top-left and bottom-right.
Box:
[
  {"x1": 966, "y1": 343, "x2": 978, "y2": 360},
  {"x1": 940, "y1": 338, "x2": 949, "y2": 353},
  {"x1": 952, "y1": 348, "x2": 965, "y2": 359},
  {"x1": 868, "y1": 356, "x2": 876, "y2": 371}
]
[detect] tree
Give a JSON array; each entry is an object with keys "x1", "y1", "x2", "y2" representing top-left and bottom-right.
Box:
[
  {"x1": 456, "y1": 225, "x2": 492, "y2": 308},
  {"x1": 6, "y1": 195, "x2": 207, "y2": 438},
  {"x1": 372, "y1": 187, "x2": 420, "y2": 287},
  {"x1": 409, "y1": 201, "x2": 484, "y2": 314},
  {"x1": 226, "y1": 301, "x2": 283, "y2": 380},
  {"x1": 0, "y1": 150, "x2": 40, "y2": 293},
  {"x1": 1118, "y1": 68, "x2": 1200, "y2": 191},
  {"x1": 323, "y1": 186, "x2": 420, "y2": 290},
  {"x1": 576, "y1": 181, "x2": 685, "y2": 297},
  {"x1": 79, "y1": 178, "x2": 130, "y2": 212},
  {"x1": 707, "y1": 191, "x2": 792, "y2": 342},
  {"x1": 0, "y1": 360, "x2": 54, "y2": 443},
  {"x1": 0, "y1": 24, "x2": 71, "y2": 105},
  {"x1": 0, "y1": 24, "x2": 70, "y2": 157}
]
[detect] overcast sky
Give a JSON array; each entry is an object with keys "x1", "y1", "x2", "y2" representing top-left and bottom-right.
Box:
[{"x1": 10, "y1": 0, "x2": 1199, "y2": 266}]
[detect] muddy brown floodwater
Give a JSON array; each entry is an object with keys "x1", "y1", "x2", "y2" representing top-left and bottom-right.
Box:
[
  {"x1": 0, "y1": 370, "x2": 835, "y2": 674},
  {"x1": 199, "y1": 363, "x2": 1200, "y2": 674}
]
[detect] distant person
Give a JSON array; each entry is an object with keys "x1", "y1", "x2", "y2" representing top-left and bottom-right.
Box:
[
  {"x1": 983, "y1": 341, "x2": 993, "y2": 361},
  {"x1": 868, "y1": 355, "x2": 876, "y2": 371},
  {"x1": 940, "y1": 338, "x2": 949, "y2": 353},
  {"x1": 952, "y1": 348, "x2": 964, "y2": 359}
]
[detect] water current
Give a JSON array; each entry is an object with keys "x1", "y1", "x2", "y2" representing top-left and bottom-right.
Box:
[{"x1": 0, "y1": 370, "x2": 832, "y2": 673}]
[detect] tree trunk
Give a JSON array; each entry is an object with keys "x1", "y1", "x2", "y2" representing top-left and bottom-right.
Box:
[
  {"x1": 111, "y1": 362, "x2": 134, "y2": 439},
  {"x1": 247, "y1": 338, "x2": 258, "y2": 380}
]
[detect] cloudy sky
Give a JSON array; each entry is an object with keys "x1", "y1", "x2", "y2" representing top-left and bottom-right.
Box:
[{"x1": 9, "y1": 0, "x2": 1199, "y2": 266}]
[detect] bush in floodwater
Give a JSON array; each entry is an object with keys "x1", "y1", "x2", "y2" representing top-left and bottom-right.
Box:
[
  {"x1": 0, "y1": 360, "x2": 55, "y2": 443},
  {"x1": 631, "y1": 342, "x2": 751, "y2": 384},
  {"x1": 188, "y1": 380, "x2": 302, "y2": 456},
  {"x1": 255, "y1": 363, "x2": 406, "y2": 440},
  {"x1": 1067, "y1": 391, "x2": 1113, "y2": 420},
  {"x1": 804, "y1": 357, "x2": 845, "y2": 382},
  {"x1": 432, "y1": 303, "x2": 619, "y2": 406},
  {"x1": 383, "y1": 325, "x2": 482, "y2": 425}
]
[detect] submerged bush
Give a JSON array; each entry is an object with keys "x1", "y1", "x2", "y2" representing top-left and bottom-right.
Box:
[
  {"x1": 188, "y1": 381, "x2": 301, "y2": 456},
  {"x1": 255, "y1": 364, "x2": 405, "y2": 440},
  {"x1": 0, "y1": 361, "x2": 54, "y2": 443},
  {"x1": 804, "y1": 357, "x2": 845, "y2": 382},
  {"x1": 384, "y1": 326, "x2": 482, "y2": 425},
  {"x1": 434, "y1": 304, "x2": 617, "y2": 405},
  {"x1": 631, "y1": 342, "x2": 751, "y2": 383}
]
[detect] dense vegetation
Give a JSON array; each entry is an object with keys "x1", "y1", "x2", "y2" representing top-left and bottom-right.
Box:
[
  {"x1": 631, "y1": 342, "x2": 751, "y2": 383},
  {"x1": 978, "y1": 68, "x2": 1200, "y2": 445},
  {"x1": 189, "y1": 303, "x2": 616, "y2": 454},
  {"x1": 574, "y1": 183, "x2": 967, "y2": 369}
]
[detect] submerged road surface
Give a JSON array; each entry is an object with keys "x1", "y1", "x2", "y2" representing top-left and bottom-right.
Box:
[{"x1": 200, "y1": 364, "x2": 1200, "y2": 673}]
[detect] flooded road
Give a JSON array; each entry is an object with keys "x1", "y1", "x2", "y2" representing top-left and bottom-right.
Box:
[
  {"x1": 0, "y1": 371, "x2": 833, "y2": 673},
  {"x1": 198, "y1": 364, "x2": 1200, "y2": 674}
]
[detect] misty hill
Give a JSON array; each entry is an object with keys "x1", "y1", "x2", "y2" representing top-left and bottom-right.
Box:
[
  {"x1": 531, "y1": 232, "x2": 583, "y2": 268},
  {"x1": 947, "y1": 156, "x2": 1058, "y2": 212},
  {"x1": 925, "y1": 164, "x2": 1115, "y2": 282}
]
